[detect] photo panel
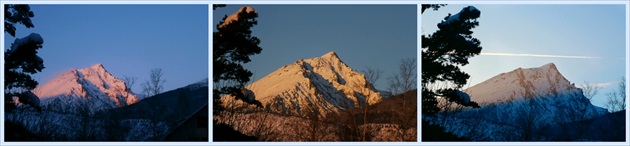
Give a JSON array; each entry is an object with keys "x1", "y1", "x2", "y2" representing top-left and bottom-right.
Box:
[
  {"x1": 421, "y1": 4, "x2": 627, "y2": 142},
  {"x1": 212, "y1": 4, "x2": 418, "y2": 142},
  {"x1": 3, "y1": 4, "x2": 209, "y2": 141}
]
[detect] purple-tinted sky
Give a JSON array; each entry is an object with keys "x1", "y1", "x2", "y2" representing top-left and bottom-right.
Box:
[{"x1": 3, "y1": 5, "x2": 209, "y2": 93}]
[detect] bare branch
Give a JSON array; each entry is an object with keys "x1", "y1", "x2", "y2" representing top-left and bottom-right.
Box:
[
  {"x1": 121, "y1": 76, "x2": 137, "y2": 91},
  {"x1": 142, "y1": 68, "x2": 166, "y2": 97},
  {"x1": 606, "y1": 76, "x2": 626, "y2": 112},
  {"x1": 580, "y1": 81, "x2": 601, "y2": 101},
  {"x1": 388, "y1": 58, "x2": 417, "y2": 95},
  {"x1": 362, "y1": 67, "x2": 383, "y2": 90}
]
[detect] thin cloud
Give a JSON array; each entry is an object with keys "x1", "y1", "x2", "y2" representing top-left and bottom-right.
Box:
[
  {"x1": 577, "y1": 82, "x2": 612, "y2": 88},
  {"x1": 480, "y1": 52, "x2": 600, "y2": 59}
]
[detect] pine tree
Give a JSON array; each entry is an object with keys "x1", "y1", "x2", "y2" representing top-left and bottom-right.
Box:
[
  {"x1": 4, "y1": 4, "x2": 44, "y2": 112},
  {"x1": 4, "y1": 4, "x2": 35, "y2": 37},
  {"x1": 421, "y1": 4, "x2": 447, "y2": 14},
  {"x1": 213, "y1": 5, "x2": 263, "y2": 114},
  {"x1": 421, "y1": 6, "x2": 482, "y2": 114}
]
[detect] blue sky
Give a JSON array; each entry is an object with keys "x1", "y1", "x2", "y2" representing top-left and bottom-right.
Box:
[
  {"x1": 3, "y1": 5, "x2": 209, "y2": 93},
  {"x1": 213, "y1": 5, "x2": 417, "y2": 91},
  {"x1": 422, "y1": 4, "x2": 627, "y2": 109}
]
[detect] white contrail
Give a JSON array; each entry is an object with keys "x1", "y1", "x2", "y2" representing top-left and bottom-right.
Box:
[
  {"x1": 577, "y1": 82, "x2": 613, "y2": 88},
  {"x1": 480, "y1": 52, "x2": 600, "y2": 59}
]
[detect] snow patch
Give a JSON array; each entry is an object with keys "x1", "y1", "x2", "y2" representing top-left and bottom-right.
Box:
[
  {"x1": 218, "y1": 6, "x2": 257, "y2": 29},
  {"x1": 8, "y1": 33, "x2": 44, "y2": 54},
  {"x1": 441, "y1": 6, "x2": 480, "y2": 25},
  {"x1": 455, "y1": 90, "x2": 471, "y2": 104}
]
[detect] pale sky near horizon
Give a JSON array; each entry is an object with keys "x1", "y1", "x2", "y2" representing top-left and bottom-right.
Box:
[
  {"x1": 3, "y1": 5, "x2": 209, "y2": 93},
  {"x1": 422, "y1": 4, "x2": 627, "y2": 109},
  {"x1": 213, "y1": 5, "x2": 417, "y2": 91}
]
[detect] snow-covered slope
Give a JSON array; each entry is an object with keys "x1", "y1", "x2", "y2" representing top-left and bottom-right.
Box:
[
  {"x1": 7, "y1": 79, "x2": 207, "y2": 141},
  {"x1": 428, "y1": 63, "x2": 610, "y2": 141},
  {"x1": 32, "y1": 64, "x2": 138, "y2": 113},
  {"x1": 223, "y1": 51, "x2": 382, "y2": 116},
  {"x1": 462, "y1": 63, "x2": 607, "y2": 116},
  {"x1": 466, "y1": 63, "x2": 578, "y2": 104}
]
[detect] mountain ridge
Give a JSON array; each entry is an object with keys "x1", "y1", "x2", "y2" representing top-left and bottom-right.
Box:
[
  {"x1": 32, "y1": 63, "x2": 138, "y2": 113},
  {"x1": 429, "y1": 62, "x2": 611, "y2": 141},
  {"x1": 223, "y1": 51, "x2": 382, "y2": 116},
  {"x1": 464, "y1": 63, "x2": 578, "y2": 105}
]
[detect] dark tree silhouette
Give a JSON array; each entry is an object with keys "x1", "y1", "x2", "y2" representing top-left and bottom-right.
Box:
[
  {"x1": 142, "y1": 68, "x2": 166, "y2": 97},
  {"x1": 4, "y1": 4, "x2": 44, "y2": 112},
  {"x1": 213, "y1": 6, "x2": 263, "y2": 114},
  {"x1": 212, "y1": 4, "x2": 226, "y2": 10},
  {"x1": 213, "y1": 120, "x2": 258, "y2": 141},
  {"x1": 421, "y1": 119, "x2": 469, "y2": 141},
  {"x1": 4, "y1": 4, "x2": 35, "y2": 37},
  {"x1": 421, "y1": 4, "x2": 447, "y2": 14},
  {"x1": 421, "y1": 6, "x2": 482, "y2": 114}
]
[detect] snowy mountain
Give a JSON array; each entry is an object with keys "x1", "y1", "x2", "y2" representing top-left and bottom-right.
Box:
[
  {"x1": 223, "y1": 51, "x2": 382, "y2": 116},
  {"x1": 462, "y1": 63, "x2": 607, "y2": 117},
  {"x1": 427, "y1": 63, "x2": 610, "y2": 141},
  {"x1": 6, "y1": 78, "x2": 208, "y2": 141},
  {"x1": 465, "y1": 63, "x2": 577, "y2": 104},
  {"x1": 32, "y1": 64, "x2": 138, "y2": 114}
]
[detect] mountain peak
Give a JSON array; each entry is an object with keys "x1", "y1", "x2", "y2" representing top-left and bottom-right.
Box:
[
  {"x1": 539, "y1": 62, "x2": 558, "y2": 71},
  {"x1": 90, "y1": 63, "x2": 105, "y2": 69},
  {"x1": 320, "y1": 51, "x2": 340, "y2": 61},
  {"x1": 87, "y1": 63, "x2": 109, "y2": 74},
  {"x1": 542, "y1": 62, "x2": 555, "y2": 67}
]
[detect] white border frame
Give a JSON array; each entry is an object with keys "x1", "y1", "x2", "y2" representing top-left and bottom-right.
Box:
[{"x1": 0, "y1": 1, "x2": 628, "y2": 146}]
